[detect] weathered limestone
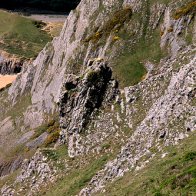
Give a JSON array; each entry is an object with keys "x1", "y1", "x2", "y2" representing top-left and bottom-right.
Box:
[
  {"x1": 0, "y1": 0, "x2": 195, "y2": 194},
  {"x1": 58, "y1": 61, "x2": 116, "y2": 157}
]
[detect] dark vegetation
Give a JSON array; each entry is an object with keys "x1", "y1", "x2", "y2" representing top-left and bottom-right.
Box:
[{"x1": 0, "y1": 0, "x2": 80, "y2": 13}]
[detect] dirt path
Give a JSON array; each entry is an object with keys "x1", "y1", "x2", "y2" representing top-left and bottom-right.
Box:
[{"x1": 0, "y1": 75, "x2": 17, "y2": 89}]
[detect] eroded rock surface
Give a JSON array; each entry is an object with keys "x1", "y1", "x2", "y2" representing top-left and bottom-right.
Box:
[{"x1": 0, "y1": 0, "x2": 195, "y2": 195}]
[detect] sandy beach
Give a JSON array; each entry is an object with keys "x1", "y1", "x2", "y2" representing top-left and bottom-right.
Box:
[{"x1": 0, "y1": 74, "x2": 17, "y2": 89}]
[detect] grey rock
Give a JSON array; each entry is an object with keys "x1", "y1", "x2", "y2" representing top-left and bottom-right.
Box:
[
  {"x1": 26, "y1": 132, "x2": 48, "y2": 149},
  {"x1": 16, "y1": 130, "x2": 35, "y2": 145},
  {"x1": 0, "y1": 0, "x2": 195, "y2": 195},
  {"x1": 59, "y1": 61, "x2": 114, "y2": 157}
]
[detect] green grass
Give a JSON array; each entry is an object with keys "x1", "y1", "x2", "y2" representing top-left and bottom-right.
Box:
[
  {"x1": 0, "y1": 10, "x2": 51, "y2": 58},
  {"x1": 42, "y1": 146, "x2": 68, "y2": 162},
  {"x1": 97, "y1": 132, "x2": 196, "y2": 196},
  {"x1": 113, "y1": 55, "x2": 147, "y2": 87},
  {"x1": 112, "y1": 30, "x2": 165, "y2": 87},
  {"x1": 40, "y1": 155, "x2": 110, "y2": 196},
  {"x1": 41, "y1": 146, "x2": 68, "y2": 169},
  {"x1": 110, "y1": 1, "x2": 166, "y2": 88}
]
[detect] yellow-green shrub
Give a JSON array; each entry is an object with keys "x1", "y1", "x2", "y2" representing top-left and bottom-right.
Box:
[
  {"x1": 84, "y1": 7, "x2": 132, "y2": 43},
  {"x1": 173, "y1": 1, "x2": 196, "y2": 20},
  {"x1": 113, "y1": 36, "x2": 120, "y2": 41},
  {"x1": 44, "y1": 130, "x2": 60, "y2": 147}
]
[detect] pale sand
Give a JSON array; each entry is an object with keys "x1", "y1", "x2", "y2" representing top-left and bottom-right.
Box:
[
  {"x1": 0, "y1": 75, "x2": 17, "y2": 89},
  {"x1": 26, "y1": 14, "x2": 67, "y2": 23}
]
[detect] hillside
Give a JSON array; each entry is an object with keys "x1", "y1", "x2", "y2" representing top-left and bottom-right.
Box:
[
  {"x1": 0, "y1": 0, "x2": 195, "y2": 195},
  {"x1": 0, "y1": 9, "x2": 67, "y2": 89},
  {"x1": 0, "y1": 10, "x2": 51, "y2": 59}
]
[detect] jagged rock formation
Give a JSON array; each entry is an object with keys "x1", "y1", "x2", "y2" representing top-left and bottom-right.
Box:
[
  {"x1": 59, "y1": 60, "x2": 118, "y2": 157},
  {"x1": 0, "y1": 59, "x2": 22, "y2": 75},
  {"x1": 0, "y1": 0, "x2": 195, "y2": 195}
]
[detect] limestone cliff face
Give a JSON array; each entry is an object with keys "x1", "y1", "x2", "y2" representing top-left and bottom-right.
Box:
[
  {"x1": 0, "y1": 0, "x2": 195, "y2": 195},
  {"x1": 7, "y1": 0, "x2": 195, "y2": 142}
]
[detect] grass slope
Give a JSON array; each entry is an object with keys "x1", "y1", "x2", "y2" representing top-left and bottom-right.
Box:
[
  {"x1": 98, "y1": 132, "x2": 196, "y2": 196},
  {"x1": 0, "y1": 10, "x2": 51, "y2": 59},
  {"x1": 39, "y1": 154, "x2": 110, "y2": 196},
  {"x1": 36, "y1": 133, "x2": 196, "y2": 196}
]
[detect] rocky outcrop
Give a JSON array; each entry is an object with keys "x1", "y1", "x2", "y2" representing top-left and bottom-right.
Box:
[
  {"x1": 160, "y1": 2, "x2": 196, "y2": 57},
  {"x1": 7, "y1": 0, "x2": 194, "y2": 122},
  {"x1": 1, "y1": 150, "x2": 56, "y2": 196},
  {"x1": 0, "y1": 59, "x2": 22, "y2": 75},
  {"x1": 58, "y1": 60, "x2": 118, "y2": 157}
]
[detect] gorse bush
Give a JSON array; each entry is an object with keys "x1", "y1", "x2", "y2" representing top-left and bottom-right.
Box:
[
  {"x1": 31, "y1": 118, "x2": 60, "y2": 147},
  {"x1": 102, "y1": 7, "x2": 132, "y2": 36},
  {"x1": 44, "y1": 130, "x2": 60, "y2": 147},
  {"x1": 173, "y1": 1, "x2": 196, "y2": 20},
  {"x1": 85, "y1": 7, "x2": 132, "y2": 43}
]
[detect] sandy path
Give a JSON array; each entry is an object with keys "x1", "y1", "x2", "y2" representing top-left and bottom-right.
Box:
[
  {"x1": 0, "y1": 75, "x2": 17, "y2": 89},
  {"x1": 26, "y1": 14, "x2": 67, "y2": 23}
]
